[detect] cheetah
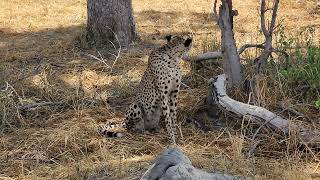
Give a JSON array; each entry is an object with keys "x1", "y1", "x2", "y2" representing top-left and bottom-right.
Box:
[{"x1": 100, "y1": 35, "x2": 192, "y2": 144}]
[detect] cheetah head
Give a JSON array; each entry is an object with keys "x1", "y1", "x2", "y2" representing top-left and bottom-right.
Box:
[{"x1": 164, "y1": 34, "x2": 192, "y2": 57}]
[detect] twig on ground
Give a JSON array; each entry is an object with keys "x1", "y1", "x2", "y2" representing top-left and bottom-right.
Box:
[
  {"x1": 80, "y1": 26, "x2": 121, "y2": 71},
  {"x1": 247, "y1": 116, "x2": 275, "y2": 158},
  {"x1": 82, "y1": 52, "x2": 111, "y2": 69},
  {"x1": 105, "y1": 26, "x2": 121, "y2": 71},
  {"x1": 18, "y1": 102, "x2": 65, "y2": 111},
  {"x1": 280, "y1": 102, "x2": 307, "y2": 118}
]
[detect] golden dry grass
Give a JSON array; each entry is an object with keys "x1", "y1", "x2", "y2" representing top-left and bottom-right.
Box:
[{"x1": 1, "y1": 0, "x2": 320, "y2": 179}]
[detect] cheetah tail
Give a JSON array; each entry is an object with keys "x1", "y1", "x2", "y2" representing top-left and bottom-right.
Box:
[{"x1": 98, "y1": 122, "x2": 126, "y2": 138}]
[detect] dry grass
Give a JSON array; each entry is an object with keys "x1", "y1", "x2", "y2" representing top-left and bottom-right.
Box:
[{"x1": 1, "y1": 0, "x2": 320, "y2": 179}]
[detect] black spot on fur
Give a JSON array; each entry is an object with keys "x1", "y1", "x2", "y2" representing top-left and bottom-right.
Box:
[{"x1": 166, "y1": 35, "x2": 172, "y2": 42}]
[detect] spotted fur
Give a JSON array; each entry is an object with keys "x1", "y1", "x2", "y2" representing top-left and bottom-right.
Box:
[{"x1": 100, "y1": 35, "x2": 192, "y2": 144}]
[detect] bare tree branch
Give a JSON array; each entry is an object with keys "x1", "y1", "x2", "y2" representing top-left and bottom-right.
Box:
[
  {"x1": 255, "y1": 0, "x2": 280, "y2": 74},
  {"x1": 105, "y1": 25, "x2": 122, "y2": 72},
  {"x1": 183, "y1": 43, "x2": 288, "y2": 65},
  {"x1": 183, "y1": 43, "x2": 265, "y2": 62},
  {"x1": 81, "y1": 25, "x2": 121, "y2": 71},
  {"x1": 260, "y1": 0, "x2": 269, "y2": 37},
  {"x1": 188, "y1": 0, "x2": 283, "y2": 73},
  {"x1": 238, "y1": 43, "x2": 265, "y2": 55},
  {"x1": 269, "y1": 0, "x2": 279, "y2": 35},
  {"x1": 82, "y1": 52, "x2": 112, "y2": 69}
]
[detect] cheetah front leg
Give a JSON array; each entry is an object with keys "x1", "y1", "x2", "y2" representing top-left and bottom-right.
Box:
[{"x1": 161, "y1": 93, "x2": 177, "y2": 145}]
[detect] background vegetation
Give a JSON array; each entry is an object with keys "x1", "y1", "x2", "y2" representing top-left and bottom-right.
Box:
[{"x1": 0, "y1": 0, "x2": 319, "y2": 179}]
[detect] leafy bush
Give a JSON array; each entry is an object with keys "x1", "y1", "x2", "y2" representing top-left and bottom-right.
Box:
[
  {"x1": 272, "y1": 25, "x2": 320, "y2": 108},
  {"x1": 280, "y1": 47, "x2": 320, "y2": 88},
  {"x1": 315, "y1": 99, "x2": 320, "y2": 109}
]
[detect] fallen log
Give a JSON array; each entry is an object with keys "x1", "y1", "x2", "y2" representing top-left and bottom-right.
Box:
[
  {"x1": 182, "y1": 52, "x2": 222, "y2": 62},
  {"x1": 182, "y1": 44, "x2": 288, "y2": 63},
  {"x1": 208, "y1": 74, "x2": 320, "y2": 147},
  {"x1": 140, "y1": 147, "x2": 238, "y2": 180}
]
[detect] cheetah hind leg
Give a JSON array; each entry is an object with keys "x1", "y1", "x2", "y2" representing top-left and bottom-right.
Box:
[
  {"x1": 144, "y1": 103, "x2": 161, "y2": 133},
  {"x1": 125, "y1": 102, "x2": 145, "y2": 133}
]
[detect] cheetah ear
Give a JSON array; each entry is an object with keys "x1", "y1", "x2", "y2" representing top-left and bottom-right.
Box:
[
  {"x1": 165, "y1": 35, "x2": 172, "y2": 42},
  {"x1": 184, "y1": 38, "x2": 192, "y2": 47}
]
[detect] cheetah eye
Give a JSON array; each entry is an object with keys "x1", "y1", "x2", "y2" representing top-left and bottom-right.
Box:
[{"x1": 184, "y1": 38, "x2": 192, "y2": 47}]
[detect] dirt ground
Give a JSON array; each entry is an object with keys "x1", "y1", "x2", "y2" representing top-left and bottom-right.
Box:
[{"x1": 1, "y1": 0, "x2": 320, "y2": 179}]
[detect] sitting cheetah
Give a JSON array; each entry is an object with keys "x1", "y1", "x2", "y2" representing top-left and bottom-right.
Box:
[{"x1": 100, "y1": 35, "x2": 192, "y2": 144}]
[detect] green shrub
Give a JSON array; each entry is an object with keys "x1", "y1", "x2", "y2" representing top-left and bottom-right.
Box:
[
  {"x1": 273, "y1": 25, "x2": 319, "y2": 108},
  {"x1": 315, "y1": 99, "x2": 320, "y2": 109},
  {"x1": 279, "y1": 46, "x2": 320, "y2": 88}
]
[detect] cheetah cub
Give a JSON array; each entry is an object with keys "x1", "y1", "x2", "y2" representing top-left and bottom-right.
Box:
[{"x1": 100, "y1": 35, "x2": 192, "y2": 144}]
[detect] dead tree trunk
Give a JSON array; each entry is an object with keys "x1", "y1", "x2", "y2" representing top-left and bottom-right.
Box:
[
  {"x1": 255, "y1": 0, "x2": 279, "y2": 73},
  {"x1": 218, "y1": 0, "x2": 244, "y2": 88},
  {"x1": 87, "y1": 0, "x2": 137, "y2": 48}
]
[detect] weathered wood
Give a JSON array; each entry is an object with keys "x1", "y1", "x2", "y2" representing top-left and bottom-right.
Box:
[
  {"x1": 218, "y1": 0, "x2": 244, "y2": 88},
  {"x1": 140, "y1": 148, "x2": 238, "y2": 180},
  {"x1": 182, "y1": 52, "x2": 222, "y2": 62},
  {"x1": 182, "y1": 43, "x2": 287, "y2": 62},
  {"x1": 87, "y1": 0, "x2": 137, "y2": 48},
  {"x1": 209, "y1": 74, "x2": 320, "y2": 147}
]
